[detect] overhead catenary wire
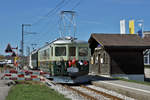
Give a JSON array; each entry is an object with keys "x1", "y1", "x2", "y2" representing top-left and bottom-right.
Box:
[
  {"x1": 33, "y1": 0, "x2": 75, "y2": 35},
  {"x1": 31, "y1": 0, "x2": 83, "y2": 33},
  {"x1": 29, "y1": 0, "x2": 72, "y2": 45},
  {"x1": 31, "y1": 0, "x2": 73, "y2": 35},
  {"x1": 38, "y1": 0, "x2": 81, "y2": 39},
  {"x1": 31, "y1": 0, "x2": 66, "y2": 26},
  {"x1": 71, "y1": 0, "x2": 83, "y2": 10},
  {"x1": 29, "y1": 15, "x2": 60, "y2": 48},
  {"x1": 28, "y1": 0, "x2": 83, "y2": 51},
  {"x1": 31, "y1": 0, "x2": 75, "y2": 27}
]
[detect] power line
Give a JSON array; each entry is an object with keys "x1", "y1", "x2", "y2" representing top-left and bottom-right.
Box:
[
  {"x1": 45, "y1": 0, "x2": 66, "y2": 17},
  {"x1": 30, "y1": 0, "x2": 81, "y2": 47},
  {"x1": 31, "y1": 0, "x2": 72, "y2": 34},
  {"x1": 71, "y1": 0, "x2": 83, "y2": 10},
  {"x1": 31, "y1": 0, "x2": 66, "y2": 26},
  {"x1": 31, "y1": 0, "x2": 73, "y2": 36}
]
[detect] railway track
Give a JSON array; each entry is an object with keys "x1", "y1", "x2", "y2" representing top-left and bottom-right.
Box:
[
  {"x1": 64, "y1": 85, "x2": 123, "y2": 100},
  {"x1": 64, "y1": 85, "x2": 98, "y2": 100},
  {"x1": 80, "y1": 85, "x2": 123, "y2": 100},
  {"x1": 43, "y1": 77, "x2": 134, "y2": 100}
]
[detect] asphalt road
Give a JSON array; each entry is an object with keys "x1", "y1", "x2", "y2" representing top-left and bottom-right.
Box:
[{"x1": 0, "y1": 73, "x2": 11, "y2": 100}]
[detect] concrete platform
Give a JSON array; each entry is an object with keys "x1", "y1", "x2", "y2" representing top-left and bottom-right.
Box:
[
  {"x1": 145, "y1": 68, "x2": 150, "y2": 78},
  {"x1": 0, "y1": 80, "x2": 12, "y2": 100},
  {"x1": 91, "y1": 76, "x2": 150, "y2": 100}
]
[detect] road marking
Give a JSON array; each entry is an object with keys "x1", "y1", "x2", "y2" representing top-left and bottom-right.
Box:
[{"x1": 100, "y1": 81, "x2": 150, "y2": 94}]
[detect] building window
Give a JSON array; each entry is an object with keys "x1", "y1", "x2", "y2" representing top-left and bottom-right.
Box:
[
  {"x1": 144, "y1": 49, "x2": 150, "y2": 65},
  {"x1": 103, "y1": 52, "x2": 108, "y2": 64},
  {"x1": 149, "y1": 51, "x2": 150, "y2": 65},
  {"x1": 144, "y1": 56, "x2": 148, "y2": 64},
  {"x1": 55, "y1": 47, "x2": 66, "y2": 56},
  {"x1": 95, "y1": 56, "x2": 98, "y2": 64},
  {"x1": 93, "y1": 55, "x2": 95, "y2": 64},
  {"x1": 69, "y1": 47, "x2": 76, "y2": 56}
]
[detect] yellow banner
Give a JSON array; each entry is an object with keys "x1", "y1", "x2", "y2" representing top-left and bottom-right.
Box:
[{"x1": 129, "y1": 20, "x2": 135, "y2": 34}]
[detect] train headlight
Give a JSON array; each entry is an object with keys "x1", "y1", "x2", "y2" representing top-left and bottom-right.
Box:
[{"x1": 78, "y1": 61, "x2": 83, "y2": 65}]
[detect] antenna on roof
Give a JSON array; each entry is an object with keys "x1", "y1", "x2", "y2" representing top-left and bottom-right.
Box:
[{"x1": 59, "y1": 11, "x2": 76, "y2": 39}]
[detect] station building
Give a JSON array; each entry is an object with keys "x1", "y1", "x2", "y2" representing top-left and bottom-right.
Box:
[
  {"x1": 143, "y1": 31, "x2": 150, "y2": 65},
  {"x1": 88, "y1": 33, "x2": 150, "y2": 81}
]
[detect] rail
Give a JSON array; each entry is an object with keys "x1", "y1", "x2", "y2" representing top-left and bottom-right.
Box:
[
  {"x1": 81, "y1": 85, "x2": 123, "y2": 100},
  {"x1": 64, "y1": 85, "x2": 98, "y2": 100}
]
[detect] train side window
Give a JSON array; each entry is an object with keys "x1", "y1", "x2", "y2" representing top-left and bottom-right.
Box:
[
  {"x1": 44, "y1": 50, "x2": 46, "y2": 59},
  {"x1": 47, "y1": 49, "x2": 50, "y2": 59},
  {"x1": 51, "y1": 47, "x2": 53, "y2": 56},
  {"x1": 46, "y1": 48, "x2": 49, "y2": 59},
  {"x1": 69, "y1": 47, "x2": 76, "y2": 56},
  {"x1": 55, "y1": 47, "x2": 66, "y2": 56},
  {"x1": 39, "y1": 52, "x2": 41, "y2": 60},
  {"x1": 79, "y1": 47, "x2": 88, "y2": 56}
]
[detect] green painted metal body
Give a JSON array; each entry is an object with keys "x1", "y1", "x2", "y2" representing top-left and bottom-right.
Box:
[{"x1": 38, "y1": 39, "x2": 90, "y2": 77}]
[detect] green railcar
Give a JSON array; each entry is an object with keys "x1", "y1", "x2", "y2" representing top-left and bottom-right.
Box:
[{"x1": 38, "y1": 37, "x2": 90, "y2": 83}]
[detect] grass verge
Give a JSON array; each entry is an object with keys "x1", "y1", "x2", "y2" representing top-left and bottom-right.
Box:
[
  {"x1": 6, "y1": 81, "x2": 70, "y2": 100},
  {"x1": 145, "y1": 65, "x2": 150, "y2": 69},
  {"x1": 113, "y1": 77, "x2": 150, "y2": 86}
]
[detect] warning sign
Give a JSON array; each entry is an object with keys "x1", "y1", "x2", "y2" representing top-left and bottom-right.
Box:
[
  {"x1": 5, "y1": 44, "x2": 13, "y2": 53},
  {"x1": 12, "y1": 51, "x2": 16, "y2": 57}
]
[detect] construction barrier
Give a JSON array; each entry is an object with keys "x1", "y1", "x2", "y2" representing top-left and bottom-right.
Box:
[{"x1": 2, "y1": 69, "x2": 49, "y2": 81}]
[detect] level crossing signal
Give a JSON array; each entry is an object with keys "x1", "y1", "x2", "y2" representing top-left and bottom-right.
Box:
[
  {"x1": 5, "y1": 44, "x2": 13, "y2": 53},
  {"x1": 11, "y1": 51, "x2": 17, "y2": 57}
]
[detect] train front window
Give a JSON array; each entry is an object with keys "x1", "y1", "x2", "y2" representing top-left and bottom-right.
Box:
[
  {"x1": 55, "y1": 47, "x2": 66, "y2": 56},
  {"x1": 69, "y1": 47, "x2": 76, "y2": 56},
  {"x1": 79, "y1": 47, "x2": 88, "y2": 56}
]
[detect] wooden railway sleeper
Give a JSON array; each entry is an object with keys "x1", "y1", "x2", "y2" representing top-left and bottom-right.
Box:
[
  {"x1": 64, "y1": 85, "x2": 98, "y2": 100},
  {"x1": 81, "y1": 85, "x2": 123, "y2": 100}
]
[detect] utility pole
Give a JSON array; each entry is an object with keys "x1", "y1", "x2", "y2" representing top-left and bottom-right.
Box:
[
  {"x1": 21, "y1": 24, "x2": 31, "y2": 67},
  {"x1": 21, "y1": 24, "x2": 31, "y2": 56}
]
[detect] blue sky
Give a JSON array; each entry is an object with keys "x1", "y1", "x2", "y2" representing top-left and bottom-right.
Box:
[{"x1": 0, "y1": 0, "x2": 150, "y2": 55}]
